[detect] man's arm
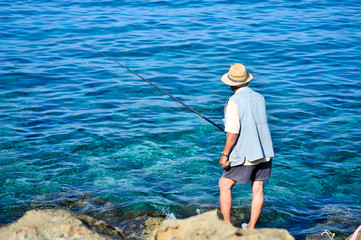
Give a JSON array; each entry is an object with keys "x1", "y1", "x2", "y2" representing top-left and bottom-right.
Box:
[{"x1": 219, "y1": 132, "x2": 239, "y2": 168}]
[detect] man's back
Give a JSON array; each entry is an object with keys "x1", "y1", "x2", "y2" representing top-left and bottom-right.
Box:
[{"x1": 228, "y1": 87, "x2": 274, "y2": 166}]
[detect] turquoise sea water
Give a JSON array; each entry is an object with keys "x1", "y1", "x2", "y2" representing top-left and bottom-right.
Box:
[{"x1": 1, "y1": 0, "x2": 360, "y2": 239}]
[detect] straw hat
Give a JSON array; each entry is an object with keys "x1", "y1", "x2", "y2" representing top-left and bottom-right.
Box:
[{"x1": 221, "y1": 63, "x2": 254, "y2": 86}]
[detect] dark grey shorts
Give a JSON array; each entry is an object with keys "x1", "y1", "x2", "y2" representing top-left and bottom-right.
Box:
[{"x1": 222, "y1": 161, "x2": 272, "y2": 184}]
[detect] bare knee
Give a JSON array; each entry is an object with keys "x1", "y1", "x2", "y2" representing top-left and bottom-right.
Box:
[
  {"x1": 252, "y1": 187, "x2": 264, "y2": 195},
  {"x1": 251, "y1": 181, "x2": 264, "y2": 195},
  {"x1": 219, "y1": 177, "x2": 236, "y2": 191}
]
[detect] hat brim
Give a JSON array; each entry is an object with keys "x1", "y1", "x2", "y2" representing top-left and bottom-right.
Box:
[{"x1": 221, "y1": 72, "x2": 253, "y2": 86}]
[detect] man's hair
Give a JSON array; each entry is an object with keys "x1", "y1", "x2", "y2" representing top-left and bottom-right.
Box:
[
  {"x1": 238, "y1": 83, "x2": 249, "y2": 88},
  {"x1": 232, "y1": 83, "x2": 249, "y2": 90}
]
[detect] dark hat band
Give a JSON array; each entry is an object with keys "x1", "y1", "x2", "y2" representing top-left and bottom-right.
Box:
[{"x1": 228, "y1": 72, "x2": 249, "y2": 83}]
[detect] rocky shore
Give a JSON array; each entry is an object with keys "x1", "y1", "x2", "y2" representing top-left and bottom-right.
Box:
[
  {"x1": 0, "y1": 209, "x2": 359, "y2": 240},
  {"x1": 0, "y1": 209, "x2": 127, "y2": 240},
  {"x1": 148, "y1": 210, "x2": 294, "y2": 240}
]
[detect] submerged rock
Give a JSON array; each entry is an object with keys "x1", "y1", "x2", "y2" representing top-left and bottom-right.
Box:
[
  {"x1": 0, "y1": 209, "x2": 126, "y2": 240},
  {"x1": 149, "y1": 210, "x2": 295, "y2": 240}
]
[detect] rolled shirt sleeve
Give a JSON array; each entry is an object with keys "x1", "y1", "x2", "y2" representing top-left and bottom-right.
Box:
[{"x1": 224, "y1": 99, "x2": 240, "y2": 134}]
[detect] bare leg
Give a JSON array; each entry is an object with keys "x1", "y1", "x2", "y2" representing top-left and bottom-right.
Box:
[
  {"x1": 219, "y1": 177, "x2": 236, "y2": 223},
  {"x1": 247, "y1": 181, "x2": 264, "y2": 229}
]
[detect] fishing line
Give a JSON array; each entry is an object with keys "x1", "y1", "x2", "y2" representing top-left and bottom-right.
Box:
[{"x1": 81, "y1": 41, "x2": 225, "y2": 133}]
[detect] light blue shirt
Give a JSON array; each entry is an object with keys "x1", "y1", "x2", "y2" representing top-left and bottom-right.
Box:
[{"x1": 225, "y1": 87, "x2": 274, "y2": 167}]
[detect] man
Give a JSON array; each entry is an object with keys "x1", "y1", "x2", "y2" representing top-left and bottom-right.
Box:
[{"x1": 218, "y1": 63, "x2": 274, "y2": 229}]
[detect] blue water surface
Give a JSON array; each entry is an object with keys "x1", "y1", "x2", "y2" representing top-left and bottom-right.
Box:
[{"x1": 1, "y1": 0, "x2": 361, "y2": 239}]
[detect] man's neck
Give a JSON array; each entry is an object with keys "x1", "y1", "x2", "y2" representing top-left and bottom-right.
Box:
[{"x1": 231, "y1": 85, "x2": 248, "y2": 93}]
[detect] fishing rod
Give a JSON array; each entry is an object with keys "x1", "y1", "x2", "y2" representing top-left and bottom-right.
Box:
[{"x1": 81, "y1": 41, "x2": 225, "y2": 133}]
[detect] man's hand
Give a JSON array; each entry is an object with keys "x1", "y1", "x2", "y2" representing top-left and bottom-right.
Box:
[
  {"x1": 220, "y1": 132, "x2": 238, "y2": 169},
  {"x1": 219, "y1": 155, "x2": 230, "y2": 168}
]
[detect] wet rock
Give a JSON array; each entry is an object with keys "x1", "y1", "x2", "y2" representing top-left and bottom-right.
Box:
[
  {"x1": 124, "y1": 215, "x2": 165, "y2": 240},
  {"x1": 0, "y1": 209, "x2": 126, "y2": 240},
  {"x1": 149, "y1": 210, "x2": 295, "y2": 240},
  {"x1": 306, "y1": 230, "x2": 335, "y2": 240}
]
